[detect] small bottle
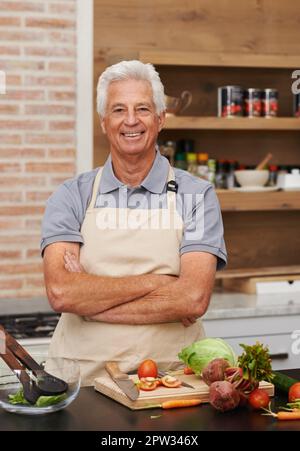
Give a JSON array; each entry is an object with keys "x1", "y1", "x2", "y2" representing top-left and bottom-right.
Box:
[
  {"x1": 226, "y1": 160, "x2": 237, "y2": 189},
  {"x1": 174, "y1": 152, "x2": 187, "y2": 170},
  {"x1": 268, "y1": 165, "x2": 278, "y2": 186},
  {"x1": 207, "y1": 159, "x2": 216, "y2": 186},
  {"x1": 197, "y1": 153, "x2": 209, "y2": 181},
  {"x1": 186, "y1": 152, "x2": 198, "y2": 176},
  {"x1": 160, "y1": 140, "x2": 176, "y2": 166},
  {"x1": 215, "y1": 160, "x2": 227, "y2": 189}
]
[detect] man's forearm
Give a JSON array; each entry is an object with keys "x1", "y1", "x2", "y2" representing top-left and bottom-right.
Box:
[
  {"x1": 47, "y1": 271, "x2": 176, "y2": 317},
  {"x1": 88, "y1": 278, "x2": 209, "y2": 324}
]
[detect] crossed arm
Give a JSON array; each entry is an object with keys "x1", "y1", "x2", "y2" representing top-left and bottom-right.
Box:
[{"x1": 43, "y1": 241, "x2": 217, "y2": 326}]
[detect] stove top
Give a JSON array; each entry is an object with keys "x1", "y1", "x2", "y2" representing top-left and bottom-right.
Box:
[{"x1": 0, "y1": 312, "x2": 60, "y2": 339}]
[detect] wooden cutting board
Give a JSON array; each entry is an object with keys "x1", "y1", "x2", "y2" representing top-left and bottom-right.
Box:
[{"x1": 94, "y1": 372, "x2": 274, "y2": 410}]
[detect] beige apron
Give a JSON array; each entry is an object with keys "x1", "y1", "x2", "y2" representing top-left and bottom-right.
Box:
[{"x1": 49, "y1": 164, "x2": 205, "y2": 386}]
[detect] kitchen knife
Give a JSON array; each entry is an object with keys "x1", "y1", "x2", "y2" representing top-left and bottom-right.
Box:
[
  {"x1": 105, "y1": 361, "x2": 139, "y2": 401},
  {"x1": 158, "y1": 370, "x2": 195, "y2": 389}
]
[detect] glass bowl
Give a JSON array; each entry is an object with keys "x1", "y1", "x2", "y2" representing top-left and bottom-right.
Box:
[{"x1": 0, "y1": 354, "x2": 80, "y2": 415}]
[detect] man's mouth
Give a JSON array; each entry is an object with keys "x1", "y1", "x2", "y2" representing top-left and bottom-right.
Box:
[{"x1": 121, "y1": 131, "x2": 145, "y2": 138}]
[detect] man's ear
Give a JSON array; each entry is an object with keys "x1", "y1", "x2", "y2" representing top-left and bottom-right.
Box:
[
  {"x1": 100, "y1": 116, "x2": 106, "y2": 134},
  {"x1": 158, "y1": 111, "x2": 166, "y2": 132}
]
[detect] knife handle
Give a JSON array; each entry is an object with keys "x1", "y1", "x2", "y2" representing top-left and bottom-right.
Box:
[{"x1": 105, "y1": 361, "x2": 129, "y2": 380}]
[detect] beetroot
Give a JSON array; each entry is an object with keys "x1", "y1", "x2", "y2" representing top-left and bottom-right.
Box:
[
  {"x1": 209, "y1": 381, "x2": 240, "y2": 412},
  {"x1": 202, "y1": 358, "x2": 230, "y2": 386}
]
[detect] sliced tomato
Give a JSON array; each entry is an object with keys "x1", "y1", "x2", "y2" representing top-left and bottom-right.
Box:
[
  {"x1": 161, "y1": 375, "x2": 181, "y2": 388},
  {"x1": 138, "y1": 377, "x2": 159, "y2": 391}
]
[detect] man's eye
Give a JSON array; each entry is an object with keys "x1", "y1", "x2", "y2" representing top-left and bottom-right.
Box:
[{"x1": 113, "y1": 108, "x2": 124, "y2": 113}]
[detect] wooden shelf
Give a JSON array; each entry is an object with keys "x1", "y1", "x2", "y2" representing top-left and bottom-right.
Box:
[
  {"x1": 140, "y1": 50, "x2": 300, "y2": 69},
  {"x1": 215, "y1": 265, "x2": 300, "y2": 279},
  {"x1": 216, "y1": 190, "x2": 300, "y2": 211},
  {"x1": 164, "y1": 116, "x2": 300, "y2": 130}
]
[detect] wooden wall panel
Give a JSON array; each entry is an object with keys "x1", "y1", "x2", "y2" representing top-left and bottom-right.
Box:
[
  {"x1": 223, "y1": 212, "x2": 300, "y2": 269},
  {"x1": 94, "y1": 0, "x2": 300, "y2": 166}
]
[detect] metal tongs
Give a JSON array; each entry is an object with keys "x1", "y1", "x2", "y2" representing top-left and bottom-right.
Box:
[{"x1": 0, "y1": 326, "x2": 68, "y2": 404}]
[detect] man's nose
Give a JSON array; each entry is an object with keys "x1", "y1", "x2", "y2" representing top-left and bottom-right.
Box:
[{"x1": 124, "y1": 110, "x2": 139, "y2": 125}]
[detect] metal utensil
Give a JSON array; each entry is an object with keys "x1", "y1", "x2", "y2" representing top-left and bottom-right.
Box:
[
  {"x1": 0, "y1": 327, "x2": 68, "y2": 404},
  {"x1": 0, "y1": 345, "x2": 41, "y2": 404},
  {"x1": 105, "y1": 361, "x2": 139, "y2": 401},
  {"x1": 5, "y1": 331, "x2": 68, "y2": 395},
  {"x1": 158, "y1": 370, "x2": 195, "y2": 389}
]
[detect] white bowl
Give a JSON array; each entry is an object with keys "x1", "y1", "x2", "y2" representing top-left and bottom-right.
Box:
[{"x1": 234, "y1": 169, "x2": 269, "y2": 187}]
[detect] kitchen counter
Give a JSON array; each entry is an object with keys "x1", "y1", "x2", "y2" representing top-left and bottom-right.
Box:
[
  {"x1": 1, "y1": 369, "x2": 300, "y2": 431},
  {"x1": 204, "y1": 291, "x2": 300, "y2": 320}
]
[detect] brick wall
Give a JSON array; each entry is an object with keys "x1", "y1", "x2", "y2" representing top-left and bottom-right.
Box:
[{"x1": 0, "y1": 1, "x2": 77, "y2": 299}]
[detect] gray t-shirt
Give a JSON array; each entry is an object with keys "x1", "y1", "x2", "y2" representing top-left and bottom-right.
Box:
[{"x1": 41, "y1": 152, "x2": 227, "y2": 270}]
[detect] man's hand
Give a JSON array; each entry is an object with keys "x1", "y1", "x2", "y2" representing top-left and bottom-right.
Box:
[
  {"x1": 64, "y1": 251, "x2": 85, "y2": 273},
  {"x1": 181, "y1": 316, "x2": 199, "y2": 327}
]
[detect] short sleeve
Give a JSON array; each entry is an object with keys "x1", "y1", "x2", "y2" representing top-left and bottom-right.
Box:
[
  {"x1": 180, "y1": 185, "x2": 227, "y2": 270},
  {"x1": 40, "y1": 183, "x2": 84, "y2": 256}
]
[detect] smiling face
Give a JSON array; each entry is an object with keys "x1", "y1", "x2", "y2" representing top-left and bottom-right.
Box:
[{"x1": 100, "y1": 78, "x2": 165, "y2": 159}]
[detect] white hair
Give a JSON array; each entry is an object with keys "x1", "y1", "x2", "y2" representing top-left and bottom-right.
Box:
[{"x1": 96, "y1": 60, "x2": 166, "y2": 116}]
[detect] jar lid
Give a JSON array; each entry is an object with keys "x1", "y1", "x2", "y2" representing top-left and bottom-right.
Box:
[
  {"x1": 187, "y1": 152, "x2": 197, "y2": 162},
  {"x1": 197, "y1": 153, "x2": 209, "y2": 160},
  {"x1": 175, "y1": 152, "x2": 186, "y2": 161}
]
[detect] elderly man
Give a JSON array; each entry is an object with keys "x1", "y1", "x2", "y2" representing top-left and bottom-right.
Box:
[{"x1": 41, "y1": 60, "x2": 227, "y2": 386}]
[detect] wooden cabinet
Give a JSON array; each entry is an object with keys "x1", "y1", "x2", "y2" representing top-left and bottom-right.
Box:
[{"x1": 140, "y1": 50, "x2": 300, "y2": 276}]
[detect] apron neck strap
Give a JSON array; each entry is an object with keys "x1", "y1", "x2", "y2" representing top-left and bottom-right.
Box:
[
  {"x1": 166, "y1": 166, "x2": 177, "y2": 207},
  {"x1": 88, "y1": 167, "x2": 103, "y2": 210}
]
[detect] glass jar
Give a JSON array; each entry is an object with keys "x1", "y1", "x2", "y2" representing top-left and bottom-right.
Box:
[
  {"x1": 197, "y1": 153, "x2": 209, "y2": 181},
  {"x1": 174, "y1": 152, "x2": 187, "y2": 170},
  {"x1": 215, "y1": 160, "x2": 227, "y2": 189},
  {"x1": 207, "y1": 159, "x2": 216, "y2": 186},
  {"x1": 186, "y1": 152, "x2": 198, "y2": 176},
  {"x1": 268, "y1": 165, "x2": 278, "y2": 187}
]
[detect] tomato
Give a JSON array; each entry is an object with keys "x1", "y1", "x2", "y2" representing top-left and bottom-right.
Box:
[
  {"x1": 161, "y1": 375, "x2": 181, "y2": 388},
  {"x1": 138, "y1": 377, "x2": 158, "y2": 391},
  {"x1": 248, "y1": 388, "x2": 270, "y2": 410},
  {"x1": 184, "y1": 367, "x2": 194, "y2": 375},
  {"x1": 288, "y1": 382, "x2": 300, "y2": 402},
  {"x1": 137, "y1": 359, "x2": 158, "y2": 379}
]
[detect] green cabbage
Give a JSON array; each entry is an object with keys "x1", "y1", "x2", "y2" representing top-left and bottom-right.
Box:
[{"x1": 178, "y1": 338, "x2": 237, "y2": 375}]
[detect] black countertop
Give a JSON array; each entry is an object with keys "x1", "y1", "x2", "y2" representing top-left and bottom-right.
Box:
[{"x1": 1, "y1": 369, "x2": 300, "y2": 432}]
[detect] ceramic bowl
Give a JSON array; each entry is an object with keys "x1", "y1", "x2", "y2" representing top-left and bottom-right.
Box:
[{"x1": 234, "y1": 169, "x2": 269, "y2": 187}]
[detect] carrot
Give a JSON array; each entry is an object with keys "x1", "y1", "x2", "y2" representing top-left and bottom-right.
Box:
[
  {"x1": 277, "y1": 411, "x2": 300, "y2": 421},
  {"x1": 161, "y1": 399, "x2": 201, "y2": 409},
  {"x1": 146, "y1": 399, "x2": 201, "y2": 410},
  {"x1": 262, "y1": 404, "x2": 300, "y2": 421},
  {"x1": 184, "y1": 367, "x2": 194, "y2": 375}
]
